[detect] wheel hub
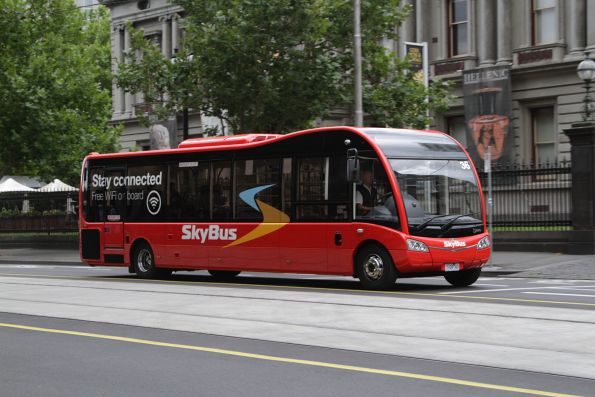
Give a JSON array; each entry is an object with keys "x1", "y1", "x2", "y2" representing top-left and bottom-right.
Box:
[
  {"x1": 364, "y1": 254, "x2": 384, "y2": 280},
  {"x1": 137, "y1": 249, "x2": 152, "y2": 273}
]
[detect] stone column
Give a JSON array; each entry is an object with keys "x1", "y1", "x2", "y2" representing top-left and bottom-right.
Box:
[
  {"x1": 111, "y1": 25, "x2": 123, "y2": 117},
  {"x1": 398, "y1": 0, "x2": 416, "y2": 58},
  {"x1": 160, "y1": 15, "x2": 172, "y2": 59},
  {"x1": 171, "y1": 14, "x2": 180, "y2": 55},
  {"x1": 563, "y1": 122, "x2": 595, "y2": 254},
  {"x1": 478, "y1": 0, "x2": 496, "y2": 66},
  {"x1": 496, "y1": 0, "x2": 512, "y2": 65},
  {"x1": 123, "y1": 26, "x2": 133, "y2": 116},
  {"x1": 586, "y1": 0, "x2": 595, "y2": 55},
  {"x1": 415, "y1": 0, "x2": 429, "y2": 44},
  {"x1": 566, "y1": 0, "x2": 586, "y2": 58}
]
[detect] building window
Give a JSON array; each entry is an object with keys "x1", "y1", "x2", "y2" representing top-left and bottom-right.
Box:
[
  {"x1": 532, "y1": 0, "x2": 557, "y2": 45},
  {"x1": 531, "y1": 107, "x2": 556, "y2": 164},
  {"x1": 446, "y1": 115, "x2": 468, "y2": 149},
  {"x1": 448, "y1": 0, "x2": 469, "y2": 57}
]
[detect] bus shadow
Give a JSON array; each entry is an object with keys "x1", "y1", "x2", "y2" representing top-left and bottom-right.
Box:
[{"x1": 107, "y1": 272, "x2": 455, "y2": 293}]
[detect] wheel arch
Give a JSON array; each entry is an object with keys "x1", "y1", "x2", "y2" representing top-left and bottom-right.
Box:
[{"x1": 352, "y1": 239, "x2": 397, "y2": 276}]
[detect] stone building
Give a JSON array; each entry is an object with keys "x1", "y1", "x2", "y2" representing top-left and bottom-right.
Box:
[
  {"x1": 102, "y1": 0, "x2": 594, "y2": 161},
  {"x1": 101, "y1": 0, "x2": 205, "y2": 151},
  {"x1": 392, "y1": 0, "x2": 595, "y2": 164}
]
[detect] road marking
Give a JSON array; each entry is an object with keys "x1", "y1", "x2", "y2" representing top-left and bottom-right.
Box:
[
  {"x1": 438, "y1": 286, "x2": 595, "y2": 295},
  {"x1": 523, "y1": 292, "x2": 595, "y2": 298},
  {"x1": 1, "y1": 273, "x2": 595, "y2": 308},
  {"x1": 0, "y1": 322, "x2": 581, "y2": 397},
  {"x1": 473, "y1": 283, "x2": 510, "y2": 287}
]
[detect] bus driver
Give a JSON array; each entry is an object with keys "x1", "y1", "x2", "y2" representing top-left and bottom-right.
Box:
[{"x1": 356, "y1": 169, "x2": 377, "y2": 216}]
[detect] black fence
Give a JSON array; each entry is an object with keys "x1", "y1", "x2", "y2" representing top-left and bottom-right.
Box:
[
  {"x1": 0, "y1": 191, "x2": 78, "y2": 234},
  {"x1": 478, "y1": 161, "x2": 572, "y2": 228}
]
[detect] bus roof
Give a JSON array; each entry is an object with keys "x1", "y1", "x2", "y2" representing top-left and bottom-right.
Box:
[{"x1": 84, "y1": 126, "x2": 456, "y2": 160}]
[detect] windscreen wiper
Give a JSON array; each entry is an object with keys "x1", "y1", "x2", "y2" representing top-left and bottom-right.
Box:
[
  {"x1": 413, "y1": 214, "x2": 454, "y2": 232},
  {"x1": 438, "y1": 212, "x2": 479, "y2": 235}
]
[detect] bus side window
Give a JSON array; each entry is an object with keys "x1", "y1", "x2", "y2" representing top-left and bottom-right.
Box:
[
  {"x1": 212, "y1": 161, "x2": 232, "y2": 220},
  {"x1": 355, "y1": 158, "x2": 400, "y2": 228},
  {"x1": 169, "y1": 162, "x2": 209, "y2": 221},
  {"x1": 127, "y1": 165, "x2": 167, "y2": 221},
  {"x1": 295, "y1": 157, "x2": 327, "y2": 220},
  {"x1": 235, "y1": 158, "x2": 281, "y2": 221},
  {"x1": 88, "y1": 167, "x2": 105, "y2": 222}
]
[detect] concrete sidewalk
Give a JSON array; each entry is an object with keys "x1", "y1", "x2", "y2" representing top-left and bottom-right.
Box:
[{"x1": 0, "y1": 247, "x2": 593, "y2": 279}]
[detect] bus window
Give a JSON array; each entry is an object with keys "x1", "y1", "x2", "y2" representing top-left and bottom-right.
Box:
[
  {"x1": 212, "y1": 161, "x2": 232, "y2": 220},
  {"x1": 126, "y1": 165, "x2": 167, "y2": 221},
  {"x1": 87, "y1": 167, "x2": 105, "y2": 222},
  {"x1": 169, "y1": 162, "x2": 209, "y2": 221},
  {"x1": 105, "y1": 168, "x2": 126, "y2": 222},
  {"x1": 281, "y1": 157, "x2": 292, "y2": 216},
  {"x1": 296, "y1": 157, "x2": 328, "y2": 220},
  {"x1": 235, "y1": 158, "x2": 281, "y2": 220},
  {"x1": 355, "y1": 158, "x2": 399, "y2": 227},
  {"x1": 327, "y1": 156, "x2": 349, "y2": 220}
]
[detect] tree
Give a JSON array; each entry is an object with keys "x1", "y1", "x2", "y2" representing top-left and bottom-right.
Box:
[
  {"x1": 0, "y1": 0, "x2": 120, "y2": 184},
  {"x1": 116, "y1": 0, "x2": 449, "y2": 134}
]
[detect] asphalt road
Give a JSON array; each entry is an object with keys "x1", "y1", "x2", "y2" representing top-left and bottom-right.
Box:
[
  {"x1": 1, "y1": 264, "x2": 595, "y2": 396},
  {"x1": 1, "y1": 312, "x2": 593, "y2": 397}
]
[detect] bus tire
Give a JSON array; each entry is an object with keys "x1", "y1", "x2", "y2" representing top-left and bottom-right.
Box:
[
  {"x1": 208, "y1": 270, "x2": 241, "y2": 280},
  {"x1": 444, "y1": 268, "x2": 481, "y2": 287},
  {"x1": 356, "y1": 244, "x2": 397, "y2": 290},
  {"x1": 132, "y1": 242, "x2": 170, "y2": 279}
]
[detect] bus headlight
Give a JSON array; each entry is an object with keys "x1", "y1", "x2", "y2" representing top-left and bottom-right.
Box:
[
  {"x1": 477, "y1": 236, "x2": 491, "y2": 250},
  {"x1": 407, "y1": 239, "x2": 429, "y2": 252}
]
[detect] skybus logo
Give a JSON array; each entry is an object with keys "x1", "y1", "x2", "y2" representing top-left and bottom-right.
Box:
[
  {"x1": 181, "y1": 184, "x2": 289, "y2": 245},
  {"x1": 443, "y1": 240, "x2": 466, "y2": 249}
]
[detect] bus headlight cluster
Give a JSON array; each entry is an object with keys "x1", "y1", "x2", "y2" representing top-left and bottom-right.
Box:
[
  {"x1": 477, "y1": 236, "x2": 491, "y2": 250},
  {"x1": 406, "y1": 239, "x2": 429, "y2": 252}
]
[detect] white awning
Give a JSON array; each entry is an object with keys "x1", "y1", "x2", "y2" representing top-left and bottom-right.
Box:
[
  {"x1": 38, "y1": 179, "x2": 78, "y2": 192},
  {"x1": 0, "y1": 178, "x2": 36, "y2": 193}
]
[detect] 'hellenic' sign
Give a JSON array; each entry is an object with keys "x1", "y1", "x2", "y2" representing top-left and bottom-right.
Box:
[{"x1": 463, "y1": 65, "x2": 513, "y2": 168}]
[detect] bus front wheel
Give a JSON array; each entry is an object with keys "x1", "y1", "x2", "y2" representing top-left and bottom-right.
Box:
[
  {"x1": 132, "y1": 242, "x2": 171, "y2": 279},
  {"x1": 444, "y1": 268, "x2": 481, "y2": 287},
  {"x1": 208, "y1": 270, "x2": 241, "y2": 280},
  {"x1": 356, "y1": 244, "x2": 397, "y2": 290}
]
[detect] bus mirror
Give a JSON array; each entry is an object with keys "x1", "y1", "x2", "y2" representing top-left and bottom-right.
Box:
[{"x1": 346, "y1": 148, "x2": 360, "y2": 182}]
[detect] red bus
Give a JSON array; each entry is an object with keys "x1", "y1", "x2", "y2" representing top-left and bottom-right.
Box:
[{"x1": 79, "y1": 127, "x2": 491, "y2": 290}]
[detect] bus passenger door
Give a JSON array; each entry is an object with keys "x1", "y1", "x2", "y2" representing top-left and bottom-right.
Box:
[{"x1": 103, "y1": 168, "x2": 126, "y2": 250}]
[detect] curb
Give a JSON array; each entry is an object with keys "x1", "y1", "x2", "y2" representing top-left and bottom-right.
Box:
[{"x1": 0, "y1": 260, "x2": 82, "y2": 266}]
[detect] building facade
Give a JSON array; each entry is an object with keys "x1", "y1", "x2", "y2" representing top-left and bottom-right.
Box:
[
  {"x1": 392, "y1": 0, "x2": 594, "y2": 165},
  {"x1": 101, "y1": 0, "x2": 205, "y2": 151},
  {"x1": 102, "y1": 0, "x2": 594, "y2": 161}
]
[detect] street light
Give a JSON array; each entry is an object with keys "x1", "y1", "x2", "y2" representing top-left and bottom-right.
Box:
[
  {"x1": 353, "y1": 0, "x2": 363, "y2": 127},
  {"x1": 577, "y1": 58, "x2": 595, "y2": 121}
]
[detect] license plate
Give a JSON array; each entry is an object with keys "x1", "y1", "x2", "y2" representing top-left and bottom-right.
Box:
[{"x1": 445, "y1": 263, "x2": 460, "y2": 272}]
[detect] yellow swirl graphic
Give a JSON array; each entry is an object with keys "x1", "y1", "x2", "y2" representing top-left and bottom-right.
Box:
[{"x1": 224, "y1": 199, "x2": 290, "y2": 247}]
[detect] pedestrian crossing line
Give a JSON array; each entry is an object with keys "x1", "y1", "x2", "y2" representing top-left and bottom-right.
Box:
[{"x1": 0, "y1": 322, "x2": 582, "y2": 397}]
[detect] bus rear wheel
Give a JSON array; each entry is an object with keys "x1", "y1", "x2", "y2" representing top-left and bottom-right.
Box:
[
  {"x1": 208, "y1": 270, "x2": 241, "y2": 280},
  {"x1": 132, "y1": 242, "x2": 171, "y2": 279},
  {"x1": 356, "y1": 244, "x2": 397, "y2": 290},
  {"x1": 444, "y1": 268, "x2": 481, "y2": 287}
]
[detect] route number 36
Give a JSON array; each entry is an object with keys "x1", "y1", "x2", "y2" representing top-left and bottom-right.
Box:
[{"x1": 460, "y1": 161, "x2": 471, "y2": 170}]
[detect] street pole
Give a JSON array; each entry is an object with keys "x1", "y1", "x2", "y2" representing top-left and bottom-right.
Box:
[
  {"x1": 485, "y1": 146, "x2": 494, "y2": 265},
  {"x1": 354, "y1": 0, "x2": 363, "y2": 127},
  {"x1": 183, "y1": 107, "x2": 189, "y2": 141}
]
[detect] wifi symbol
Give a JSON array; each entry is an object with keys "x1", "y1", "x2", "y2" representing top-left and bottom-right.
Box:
[
  {"x1": 146, "y1": 191, "x2": 161, "y2": 215},
  {"x1": 149, "y1": 197, "x2": 159, "y2": 208}
]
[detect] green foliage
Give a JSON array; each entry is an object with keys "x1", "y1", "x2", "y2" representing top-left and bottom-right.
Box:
[
  {"x1": 116, "y1": 0, "x2": 450, "y2": 133},
  {"x1": 0, "y1": 1, "x2": 120, "y2": 184}
]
